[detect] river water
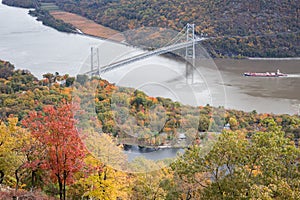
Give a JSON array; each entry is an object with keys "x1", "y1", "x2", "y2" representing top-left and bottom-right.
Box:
[{"x1": 1, "y1": 0, "x2": 300, "y2": 161}]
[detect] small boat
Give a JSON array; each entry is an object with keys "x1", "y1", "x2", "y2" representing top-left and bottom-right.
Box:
[{"x1": 244, "y1": 69, "x2": 287, "y2": 77}]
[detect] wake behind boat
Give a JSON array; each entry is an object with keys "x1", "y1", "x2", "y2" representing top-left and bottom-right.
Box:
[{"x1": 244, "y1": 69, "x2": 287, "y2": 77}]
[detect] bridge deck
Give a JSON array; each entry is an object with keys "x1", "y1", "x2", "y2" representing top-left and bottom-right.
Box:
[{"x1": 85, "y1": 38, "x2": 204, "y2": 75}]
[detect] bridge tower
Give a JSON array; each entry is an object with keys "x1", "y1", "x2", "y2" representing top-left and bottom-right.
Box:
[
  {"x1": 185, "y1": 23, "x2": 195, "y2": 84},
  {"x1": 90, "y1": 47, "x2": 100, "y2": 76}
]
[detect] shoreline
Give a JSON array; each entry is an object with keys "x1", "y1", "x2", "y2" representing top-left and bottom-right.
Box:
[
  {"x1": 247, "y1": 57, "x2": 300, "y2": 61},
  {"x1": 123, "y1": 144, "x2": 187, "y2": 151}
]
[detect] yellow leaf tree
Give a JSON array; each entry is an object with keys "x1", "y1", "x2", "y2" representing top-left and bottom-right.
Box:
[{"x1": 0, "y1": 117, "x2": 31, "y2": 189}]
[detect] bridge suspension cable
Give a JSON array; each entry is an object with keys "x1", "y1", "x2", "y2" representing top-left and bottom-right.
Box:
[{"x1": 161, "y1": 24, "x2": 188, "y2": 48}]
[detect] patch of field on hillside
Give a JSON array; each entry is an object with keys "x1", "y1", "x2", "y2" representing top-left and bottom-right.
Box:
[{"x1": 50, "y1": 11, "x2": 125, "y2": 42}]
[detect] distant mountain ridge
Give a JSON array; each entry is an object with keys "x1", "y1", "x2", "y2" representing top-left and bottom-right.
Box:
[{"x1": 3, "y1": 0, "x2": 300, "y2": 57}]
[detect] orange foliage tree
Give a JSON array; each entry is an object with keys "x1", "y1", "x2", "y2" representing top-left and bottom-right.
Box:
[{"x1": 23, "y1": 102, "x2": 86, "y2": 200}]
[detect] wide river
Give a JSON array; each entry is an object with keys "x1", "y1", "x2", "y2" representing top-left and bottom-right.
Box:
[{"x1": 1, "y1": 1, "x2": 300, "y2": 162}]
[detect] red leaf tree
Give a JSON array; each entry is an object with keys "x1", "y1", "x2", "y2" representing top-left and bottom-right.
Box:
[{"x1": 23, "y1": 102, "x2": 86, "y2": 200}]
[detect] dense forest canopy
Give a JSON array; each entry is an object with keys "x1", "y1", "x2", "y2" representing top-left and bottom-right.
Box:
[{"x1": 54, "y1": 0, "x2": 299, "y2": 35}]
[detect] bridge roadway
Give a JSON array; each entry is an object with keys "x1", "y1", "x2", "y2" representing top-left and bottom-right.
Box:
[{"x1": 85, "y1": 38, "x2": 205, "y2": 75}]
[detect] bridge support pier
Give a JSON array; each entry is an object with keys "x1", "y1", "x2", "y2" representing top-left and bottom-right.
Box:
[
  {"x1": 90, "y1": 47, "x2": 100, "y2": 77},
  {"x1": 185, "y1": 23, "x2": 195, "y2": 84}
]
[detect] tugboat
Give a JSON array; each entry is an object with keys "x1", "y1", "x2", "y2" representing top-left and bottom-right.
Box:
[{"x1": 244, "y1": 69, "x2": 287, "y2": 77}]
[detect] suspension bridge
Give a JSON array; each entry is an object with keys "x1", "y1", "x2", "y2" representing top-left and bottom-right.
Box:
[{"x1": 84, "y1": 24, "x2": 205, "y2": 82}]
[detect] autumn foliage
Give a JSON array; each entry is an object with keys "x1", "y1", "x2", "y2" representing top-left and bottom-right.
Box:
[{"x1": 23, "y1": 102, "x2": 86, "y2": 200}]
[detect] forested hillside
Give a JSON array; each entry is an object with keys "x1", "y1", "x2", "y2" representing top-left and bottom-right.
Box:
[
  {"x1": 3, "y1": 0, "x2": 299, "y2": 57},
  {"x1": 54, "y1": 0, "x2": 300, "y2": 57},
  {"x1": 1, "y1": 59, "x2": 300, "y2": 139}
]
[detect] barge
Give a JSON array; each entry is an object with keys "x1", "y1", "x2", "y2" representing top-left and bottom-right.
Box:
[{"x1": 244, "y1": 69, "x2": 287, "y2": 77}]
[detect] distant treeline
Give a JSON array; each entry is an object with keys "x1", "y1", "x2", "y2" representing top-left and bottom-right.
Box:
[{"x1": 2, "y1": 0, "x2": 36, "y2": 8}]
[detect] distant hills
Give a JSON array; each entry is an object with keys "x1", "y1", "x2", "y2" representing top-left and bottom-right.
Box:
[{"x1": 3, "y1": 0, "x2": 300, "y2": 58}]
